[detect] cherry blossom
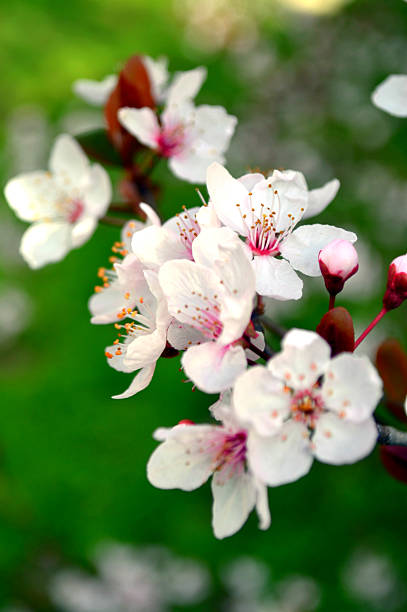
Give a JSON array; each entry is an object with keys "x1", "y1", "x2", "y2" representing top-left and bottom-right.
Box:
[
  {"x1": 158, "y1": 227, "x2": 256, "y2": 393},
  {"x1": 118, "y1": 70, "x2": 237, "y2": 183},
  {"x1": 383, "y1": 254, "x2": 407, "y2": 310},
  {"x1": 372, "y1": 75, "x2": 407, "y2": 117},
  {"x1": 233, "y1": 329, "x2": 382, "y2": 486},
  {"x1": 89, "y1": 203, "x2": 160, "y2": 324},
  {"x1": 206, "y1": 162, "x2": 354, "y2": 299},
  {"x1": 4, "y1": 134, "x2": 111, "y2": 268},
  {"x1": 147, "y1": 394, "x2": 270, "y2": 539},
  {"x1": 105, "y1": 270, "x2": 170, "y2": 399}
]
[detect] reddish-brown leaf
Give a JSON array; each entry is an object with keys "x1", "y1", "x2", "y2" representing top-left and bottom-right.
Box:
[
  {"x1": 316, "y1": 306, "x2": 355, "y2": 356},
  {"x1": 380, "y1": 446, "x2": 407, "y2": 484},
  {"x1": 376, "y1": 339, "x2": 407, "y2": 404}
]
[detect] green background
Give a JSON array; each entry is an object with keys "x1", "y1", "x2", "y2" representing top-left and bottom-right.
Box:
[{"x1": 1, "y1": 0, "x2": 407, "y2": 609}]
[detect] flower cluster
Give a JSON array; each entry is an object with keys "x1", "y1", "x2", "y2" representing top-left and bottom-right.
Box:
[{"x1": 4, "y1": 54, "x2": 407, "y2": 540}]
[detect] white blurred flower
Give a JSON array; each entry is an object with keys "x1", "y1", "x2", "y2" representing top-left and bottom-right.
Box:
[
  {"x1": 4, "y1": 134, "x2": 111, "y2": 268},
  {"x1": 118, "y1": 69, "x2": 237, "y2": 183},
  {"x1": 233, "y1": 329, "x2": 382, "y2": 486},
  {"x1": 0, "y1": 286, "x2": 32, "y2": 345},
  {"x1": 147, "y1": 394, "x2": 271, "y2": 539},
  {"x1": 372, "y1": 75, "x2": 407, "y2": 117}
]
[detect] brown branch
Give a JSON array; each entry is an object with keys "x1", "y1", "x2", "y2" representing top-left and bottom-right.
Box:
[{"x1": 377, "y1": 424, "x2": 407, "y2": 446}]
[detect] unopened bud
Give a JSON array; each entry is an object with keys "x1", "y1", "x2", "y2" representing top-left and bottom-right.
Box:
[
  {"x1": 383, "y1": 254, "x2": 407, "y2": 310},
  {"x1": 318, "y1": 239, "x2": 359, "y2": 296},
  {"x1": 178, "y1": 419, "x2": 195, "y2": 426}
]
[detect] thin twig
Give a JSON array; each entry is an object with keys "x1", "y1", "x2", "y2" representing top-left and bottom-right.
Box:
[
  {"x1": 244, "y1": 337, "x2": 273, "y2": 361},
  {"x1": 99, "y1": 215, "x2": 128, "y2": 228},
  {"x1": 377, "y1": 424, "x2": 407, "y2": 446}
]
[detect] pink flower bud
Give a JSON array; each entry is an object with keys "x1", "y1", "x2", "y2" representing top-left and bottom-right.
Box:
[
  {"x1": 383, "y1": 254, "x2": 407, "y2": 310},
  {"x1": 318, "y1": 239, "x2": 359, "y2": 296},
  {"x1": 178, "y1": 419, "x2": 195, "y2": 426}
]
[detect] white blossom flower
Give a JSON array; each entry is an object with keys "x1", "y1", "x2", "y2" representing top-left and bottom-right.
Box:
[
  {"x1": 118, "y1": 70, "x2": 237, "y2": 183},
  {"x1": 158, "y1": 227, "x2": 256, "y2": 393},
  {"x1": 105, "y1": 270, "x2": 170, "y2": 399},
  {"x1": 73, "y1": 56, "x2": 169, "y2": 107},
  {"x1": 89, "y1": 203, "x2": 160, "y2": 324},
  {"x1": 4, "y1": 134, "x2": 111, "y2": 268},
  {"x1": 147, "y1": 394, "x2": 270, "y2": 539},
  {"x1": 206, "y1": 162, "x2": 354, "y2": 300},
  {"x1": 233, "y1": 329, "x2": 382, "y2": 486},
  {"x1": 372, "y1": 75, "x2": 407, "y2": 117}
]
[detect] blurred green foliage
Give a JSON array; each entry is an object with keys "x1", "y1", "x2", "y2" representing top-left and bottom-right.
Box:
[{"x1": 1, "y1": 0, "x2": 407, "y2": 610}]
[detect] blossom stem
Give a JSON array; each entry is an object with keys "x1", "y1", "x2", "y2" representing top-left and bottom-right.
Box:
[
  {"x1": 354, "y1": 307, "x2": 387, "y2": 350},
  {"x1": 99, "y1": 215, "x2": 128, "y2": 228},
  {"x1": 244, "y1": 337, "x2": 273, "y2": 361},
  {"x1": 329, "y1": 295, "x2": 336, "y2": 310},
  {"x1": 377, "y1": 424, "x2": 407, "y2": 446}
]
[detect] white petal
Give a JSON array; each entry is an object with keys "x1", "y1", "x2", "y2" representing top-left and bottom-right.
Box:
[
  {"x1": 89, "y1": 284, "x2": 130, "y2": 325},
  {"x1": 147, "y1": 424, "x2": 216, "y2": 490},
  {"x1": 123, "y1": 327, "x2": 167, "y2": 370},
  {"x1": 195, "y1": 202, "x2": 221, "y2": 229},
  {"x1": 252, "y1": 255, "x2": 303, "y2": 300},
  {"x1": 20, "y1": 221, "x2": 71, "y2": 268},
  {"x1": 211, "y1": 470, "x2": 256, "y2": 539},
  {"x1": 82, "y1": 164, "x2": 111, "y2": 218},
  {"x1": 140, "y1": 202, "x2": 161, "y2": 227},
  {"x1": 182, "y1": 342, "x2": 247, "y2": 393},
  {"x1": 247, "y1": 421, "x2": 313, "y2": 487},
  {"x1": 158, "y1": 259, "x2": 221, "y2": 325},
  {"x1": 268, "y1": 169, "x2": 308, "y2": 232},
  {"x1": 245, "y1": 330, "x2": 265, "y2": 362},
  {"x1": 238, "y1": 172, "x2": 266, "y2": 191},
  {"x1": 142, "y1": 55, "x2": 169, "y2": 103},
  {"x1": 191, "y1": 104, "x2": 237, "y2": 154},
  {"x1": 321, "y1": 354, "x2": 383, "y2": 423},
  {"x1": 4, "y1": 171, "x2": 61, "y2": 222},
  {"x1": 167, "y1": 320, "x2": 206, "y2": 350},
  {"x1": 303, "y1": 178, "x2": 340, "y2": 220},
  {"x1": 313, "y1": 414, "x2": 377, "y2": 465},
  {"x1": 118, "y1": 107, "x2": 159, "y2": 149},
  {"x1": 169, "y1": 151, "x2": 215, "y2": 184},
  {"x1": 233, "y1": 366, "x2": 290, "y2": 436},
  {"x1": 372, "y1": 74, "x2": 407, "y2": 117},
  {"x1": 71, "y1": 216, "x2": 97, "y2": 248},
  {"x1": 49, "y1": 134, "x2": 90, "y2": 184},
  {"x1": 268, "y1": 328, "x2": 331, "y2": 391},
  {"x1": 166, "y1": 67, "x2": 207, "y2": 108},
  {"x1": 112, "y1": 363, "x2": 156, "y2": 399},
  {"x1": 73, "y1": 74, "x2": 118, "y2": 106},
  {"x1": 206, "y1": 162, "x2": 250, "y2": 235},
  {"x1": 254, "y1": 480, "x2": 271, "y2": 531},
  {"x1": 280, "y1": 224, "x2": 357, "y2": 277},
  {"x1": 132, "y1": 225, "x2": 188, "y2": 268}
]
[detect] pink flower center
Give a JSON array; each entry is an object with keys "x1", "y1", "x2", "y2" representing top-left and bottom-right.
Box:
[
  {"x1": 213, "y1": 430, "x2": 247, "y2": 477},
  {"x1": 67, "y1": 199, "x2": 84, "y2": 223},
  {"x1": 177, "y1": 291, "x2": 223, "y2": 341},
  {"x1": 290, "y1": 389, "x2": 324, "y2": 428},
  {"x1": 156, "y1": 124, "x2": 185, "y2": 158},
  {"x1": 236, "y1": 189, "x2": 302, "y2": 256}
]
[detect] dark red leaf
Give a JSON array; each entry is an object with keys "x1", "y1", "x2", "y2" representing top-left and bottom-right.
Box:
[
  {"x1": 380, "y1": 445, "x2": 407, "y2": 484},
  {"x1": 316, "y1": 306, "x2": 355, "y2": 356},
  {"x1": 104, "y1": 55, "x2": 155, "y2": 163}
]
